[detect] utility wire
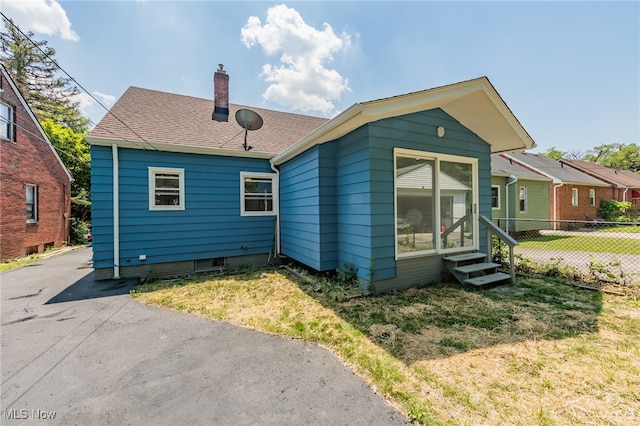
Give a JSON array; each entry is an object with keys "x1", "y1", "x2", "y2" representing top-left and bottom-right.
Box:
[{"x1": 0, "y1": 13, "x2": 158, "y2": 151}]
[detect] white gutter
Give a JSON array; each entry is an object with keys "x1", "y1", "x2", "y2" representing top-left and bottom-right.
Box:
[
  {"x1": 552, "y1": 182, "x2": 564, "y2": 230},
  {"x1": 112, "y1": 144, "x2": 121, "y2": 279},
  {"x1": 269, "y1": 161, "x2": 281, "y2": 255},
  {"x1": 623, "y1": 187, "x2": 629, "y2": 202},
  {"x1": 505, "y1": 175, "x2": 518, "y2": 232}
]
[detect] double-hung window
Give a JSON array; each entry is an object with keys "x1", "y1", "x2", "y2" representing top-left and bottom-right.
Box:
[
  {"x1": 148, "y1": 167, "x2": 185, "y2": 210},
  {"x1": 589, "y1": 189, "x2": 595, "y2": 206},
  {"x1": 1, "y1": 101, "x2": 14, "y2": 141},
  {"x1": 491, "y1": 185, "x2": 500, "y2": 210},
  {"x1": 572, "y1": 188, "x2": 579, "y2": 206},
  {"x1": 26, "y1": 184, "x2": 37, "y2": 222},
  {"x1": 519, "y1": 186, "x2": 527, "y2": 212},
  {"x1": 240, "y1": 172, "x2": 276, "y2": 216}
]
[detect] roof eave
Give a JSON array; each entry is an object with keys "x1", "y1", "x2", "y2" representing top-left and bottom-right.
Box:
[
  {"x1": 87, "y1": 135, "x2": 275, "y2": 159},
  {"x1": 272, "y1": 77, "x2": 535, "y2": 166}
]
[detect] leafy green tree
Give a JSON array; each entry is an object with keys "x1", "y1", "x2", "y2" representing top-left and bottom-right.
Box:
[
  {"x1": 582, "y1": 143, "x2": 640, "y2": 173},
  {"x1": 0, "y1": 16, "x2": 89, "y2": 133},
  {"x1": 541, "y1": 146, "x2": 568, "y2": 160},
  {"x1": 40, "y1": 119, "x2": 91, "y2": 220},
  {"x1": 1, "y1": 18, "x2": 92, "y2": 222}
]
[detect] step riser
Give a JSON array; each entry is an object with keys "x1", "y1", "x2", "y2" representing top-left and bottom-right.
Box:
[{"x1": 443, "y1": 252, "x2": 510, "y2": 288}]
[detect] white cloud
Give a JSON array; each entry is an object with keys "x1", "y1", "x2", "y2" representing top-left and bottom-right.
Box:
[
  {"x1": 241, "y1": 4, "x2": 351, "y2": 115},
  {"x1": 73, "y1": 91, "x2": 116, "y2": 125},
  {"x1": 2, "y1": 0, "x2": 79, "y2": 41}
]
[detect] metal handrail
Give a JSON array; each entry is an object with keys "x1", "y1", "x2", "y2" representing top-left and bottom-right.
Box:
[{"x1": 480, "y1": 215, "x2": 518, "y2": 284}]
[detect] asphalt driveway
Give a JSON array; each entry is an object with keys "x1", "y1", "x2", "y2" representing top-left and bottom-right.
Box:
[{"x1": 1, "y1": 248, "x2": 408, "y2": 425}]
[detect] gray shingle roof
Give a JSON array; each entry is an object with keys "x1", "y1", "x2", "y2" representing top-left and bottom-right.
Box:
[
  {"x1": 505, "y1": 151, "x2": 609, "y2": 185},
  {"x1": 491, "y1": 155, "x2": 550, "y2": 180},
  {"x1": 88, "y1": 86, "x2": 329, "y2": 155}
]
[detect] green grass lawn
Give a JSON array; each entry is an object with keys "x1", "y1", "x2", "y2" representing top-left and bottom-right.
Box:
[
  {"x1": 597, "y1": 224, "x2": 640, "y2": 233},
  {"x1": 132, "y1": 269, "x2": 640, "y2": 425},
  {"x1": 518, "y1": 234, "x2": 640, "y2": 254}
]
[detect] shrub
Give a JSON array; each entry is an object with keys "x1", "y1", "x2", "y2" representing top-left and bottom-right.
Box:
[{"x1": 70, "y1": 218, "x2": 91, "y2": 244}]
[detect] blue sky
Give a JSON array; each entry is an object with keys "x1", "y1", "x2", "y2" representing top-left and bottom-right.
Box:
[{"x1": 2, "y1": 1, "x2": 639, "y2": 155}]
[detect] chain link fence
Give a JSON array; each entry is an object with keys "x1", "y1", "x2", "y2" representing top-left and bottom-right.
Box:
[{"x1": 491, "y1": 218, "x2": 640, "y2": 287}]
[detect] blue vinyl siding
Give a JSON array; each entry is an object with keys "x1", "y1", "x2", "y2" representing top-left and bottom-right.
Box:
[
  {"x1": 279, "y1": 144, "x2": 337, "y2": 270},
  {"x1": 91, "y1": 145, "x2": 276, "y2": 270},
  {"x1": 278, "y1": 108, "x2": 491, "y2": 287}
]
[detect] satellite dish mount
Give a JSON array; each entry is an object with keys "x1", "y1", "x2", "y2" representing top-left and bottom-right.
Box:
[{"x1": 235, "y1": 109, "x2": 263, "y2": 151}]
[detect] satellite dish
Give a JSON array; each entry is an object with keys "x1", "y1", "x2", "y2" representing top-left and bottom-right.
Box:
[{"x1": 235, "y1": 109, "x2": 263, "y2": 151}]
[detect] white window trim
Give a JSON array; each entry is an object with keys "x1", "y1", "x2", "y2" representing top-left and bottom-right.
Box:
[
  {"x1": 148, "y1": 167, "x2": 185, "y2": 211},
  {"x1": 572, "y1": 188, "x2": 579, "y2": 207},
  {"x1": 491, "y1": 185, "x2": 501, "y2": 210},
  {"x1": 26, "y1": 184, "x2": 37, "y2": 223},
  {"x1": 240, "y1": 171, "x2": 277, "y2": 217},
  {"x1": 589, "y1": 189, "x2": 595, "y2": 206},
  {"x1": 393, "y1": 148, "x2": 478, "y2": 260},
  {"x1": 519, "y1": 186, "x2": 527, "y2": 213},
  {"x1": 1, "y1": 101, "x2": 14, "y2": 142}
]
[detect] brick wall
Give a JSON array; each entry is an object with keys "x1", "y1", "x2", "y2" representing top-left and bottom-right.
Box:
[
  {"x1": 551, "y1": 183, "x2": 609, "y2": 222},
  {"x1": 0, "y1": 72, "x2": 71, "y2": 260}
]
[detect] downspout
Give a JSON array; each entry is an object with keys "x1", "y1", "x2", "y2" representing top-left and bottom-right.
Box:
[
  {"x1": 552, "y1": 181, "x2": 564, "y2": 230},
  {"x1": 269, "y1": 161, "x2": 280, "y2": 255},
  {"x1": 112, "y1": 144, "x2": 121, "y2": 279},
  {"x1": 623, "y1": 187, "x2": 629, "y2": 203},
  {"x1": 505, "y1": 175, "x2": 517, "y2": 232}
]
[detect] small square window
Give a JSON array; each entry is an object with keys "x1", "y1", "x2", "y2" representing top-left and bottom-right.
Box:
[
  {"x1": 26, "y1": 184, "x2": 38, "y2": 222},
  {"x1": 148, "y1": 167, "x2": 185, "y2": 211},
  {"x1": 491, "y1": 185, "x2": 500, "y2": 209},
  {"x1": 1, "y1": 101, "x2": 15, "y2": 141},
  {"x1": 241, "y1": 172, "x2": 276, "y2": 216}
]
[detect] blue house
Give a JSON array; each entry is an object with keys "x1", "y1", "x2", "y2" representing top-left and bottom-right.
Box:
[{"x1": 88, "y1": 68, "x2": 535, "y2": 292}]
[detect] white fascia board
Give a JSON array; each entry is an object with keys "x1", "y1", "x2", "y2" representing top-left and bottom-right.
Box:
[
  {"x1": 271, "y1": 103, "x2": 363, "y2": 166},
  {"x1": 272, "y1": 77, "x2": 536, "y2": 166},
  {"x1": 86, "y1": 136, "x2": 274, "y2": 159}
]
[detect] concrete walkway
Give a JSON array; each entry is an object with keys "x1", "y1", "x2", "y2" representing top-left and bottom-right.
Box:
[{"x1": 1, "y1": 248, "x2": 408, "y2": 425}]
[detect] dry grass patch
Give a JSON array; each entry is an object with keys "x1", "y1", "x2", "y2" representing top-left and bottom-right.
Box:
[{"x1": 132, "y1": 268, "x2": 640, "y2": 425}]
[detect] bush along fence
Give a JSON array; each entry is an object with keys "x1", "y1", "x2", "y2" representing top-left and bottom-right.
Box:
[{"x1": 491, "y1": 218, "x2": 640, "y2": 287}]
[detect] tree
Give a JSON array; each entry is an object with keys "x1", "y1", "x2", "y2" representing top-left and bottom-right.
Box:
[
  {"x1": 541, "y1": 146, "x2": 567, "y2": 160},
  {"x1": 582, "y1": 143, "x2": 640, "y2": 173},
  {"x1": 1, "y1": 17, "x2": 92, "y2": 221},
  {"x1": 40, "y1": 119, "x2": 91, "y2": 219},
  {"x1": 0, "y1": 16, "x2": 89, "y2": 133}
]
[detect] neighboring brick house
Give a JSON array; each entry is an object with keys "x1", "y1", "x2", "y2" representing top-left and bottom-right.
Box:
[
  {"x1": 559, "y1": 158, "x2": 640, "y2": 208},
  {"x1": 0, "y1": 65, "x2": 72, "y2": 260},
  {"x1": 503, "y1": 152, "x2": 609, "y2": 225}
]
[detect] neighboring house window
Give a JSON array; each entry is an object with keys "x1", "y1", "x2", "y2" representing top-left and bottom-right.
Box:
[
  {"x1": 26, "y1": 185, "x2": 37, "y2": 222},
  {"x1": 1, "y1": 101, "x2": 14, "y2": 141},
  {"x1": 148, "y1": 167, "x2": 185, "y2": 211},
  {"x1": 519, "y1": 186, "x2": 527, "y2": 212},
  {"x1": 589, "y1": 189, "x2": 595, "y2": 206},
  {"x1": 395, "y1": 148, "x2": 477, "y2": 257},
  {"x1": 240, "y1": 172, "x2": 276, "y2": 216},
  {"x1": 491, "y1": 185, "x2": 500, "y2": 209},
  {"x1": 572, "y1": 188, "x2": 579, "y2": 206}
]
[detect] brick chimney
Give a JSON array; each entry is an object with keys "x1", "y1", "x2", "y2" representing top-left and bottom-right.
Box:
[{"x1": 212, "y1": 64, "x2": 229, "y2": 122}]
